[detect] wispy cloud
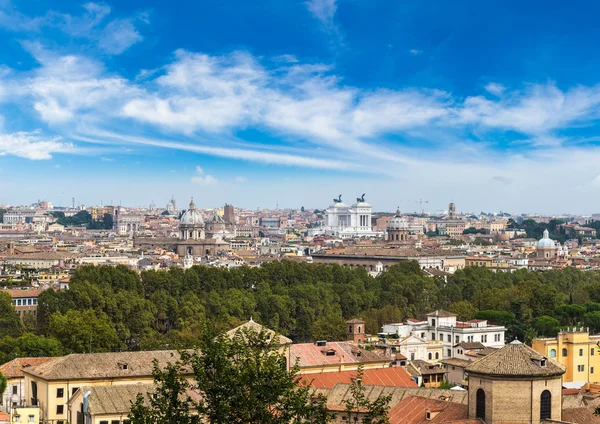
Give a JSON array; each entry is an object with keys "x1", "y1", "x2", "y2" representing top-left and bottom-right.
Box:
[
  {"x1": 234, "y1": 176, "x2": 248, "y2": 183},
  {"x1": 306, "y1": 0, "x2": 337, "y2": 25},
  {"x1": 0, "y1": 2, "x2": 145, "y2": 54},
  {"x1": 409, "y1": 49, "x2": 422, "y2": 55},
  {"x1": 190, "y1": 166, "x2": 217, "y2": 186},
  {"x1": 0, "y1": 131, "x2": 72, "y2": 160}
]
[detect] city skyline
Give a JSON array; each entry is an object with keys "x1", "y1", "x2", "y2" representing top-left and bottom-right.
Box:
[{"x1": 2, "y1": 1, "x2": 600, "y2": 213}]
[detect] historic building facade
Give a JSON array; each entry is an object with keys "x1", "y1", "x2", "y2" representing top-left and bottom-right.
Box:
[
  {"x1": 322, "y1": 194, "x2": 378, "y2": 238},
  {"x1": 465, "y1": 340, "x2": 565, "y2": 423},
  {"x1": 134, "y1": 199, "x2": 229, "y2": 257}
]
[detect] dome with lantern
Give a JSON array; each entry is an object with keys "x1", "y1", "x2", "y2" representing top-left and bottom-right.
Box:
[
  {"x1": 388, "y1": 209, "x2": 409, "y2": 230},
  {"x1": 180, "y1": 198, "x2": 204, "y2": 226}
]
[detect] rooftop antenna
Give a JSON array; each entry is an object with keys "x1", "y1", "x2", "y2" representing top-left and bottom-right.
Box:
[{"x1": 72, "y1": 197, "x2": 75, "y2": 208}]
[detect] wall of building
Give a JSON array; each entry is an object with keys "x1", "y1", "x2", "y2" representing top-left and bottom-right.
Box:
[{"x1": 467, "y1": 374, "x2": 562, "y2": 424}]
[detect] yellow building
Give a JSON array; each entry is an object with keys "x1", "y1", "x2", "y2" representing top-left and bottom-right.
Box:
[
  {"x1": 531, "y1": 328, "x2": 600, "y2": 384},
  {"x1": 22, "y1": 350, "x2": 184, "y2": 423},
  {"x1": 10, "y1": 406, "x2": 39, "y2": 424}
]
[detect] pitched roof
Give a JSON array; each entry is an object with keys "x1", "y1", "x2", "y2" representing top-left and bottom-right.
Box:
[
  {"x1": 455, "y1": 342, "x2": 485, "y2": 350},
  {"x1": 426, "y1": 310, "x2": 457, "y2": 318},
  {"x1": 0, "y1": 357, "x2": 54, "y2": 379},
  {"x1": 388, "y1": 395, "x2": 468, "y2": 423},
  {"x1": 561, "y1": 407, "x2": 600, "y2": 424},
  {"x1": 465, "y1": 340, "x2": 565, "y2": 377},
  {"x1": 78, "y1": 384, "x2": 153, "y2": 415},
  {"x1": 290, "y1": 342, "x2": 388, "y2": 368},
  {"x1": 299, "y1": 366, "x2": 417, "y2": 389},
  {"x1": 321, "y1": 384, "x2": 469, "y2": 414},
  {"x1": 225, "y1": 319, "x2": 292, "y2": 345},
  {"x1": 440, "y1": 358, "x2": 473, "y2": 368},
  {"x1": 23, "y1": 350, "x2": 183, "y2": 381}
]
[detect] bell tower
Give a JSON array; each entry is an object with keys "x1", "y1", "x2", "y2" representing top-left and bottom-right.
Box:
[{"x1": 346, "y1": 318, "x2": 366, "y2": 344}]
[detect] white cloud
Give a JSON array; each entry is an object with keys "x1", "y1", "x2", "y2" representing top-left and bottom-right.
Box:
[
  {"x1": 0, "y1": 2, "x2": 144, "y2": 55},
  {"x1": 0, "y1": 131, "x2": 72, "y2": 160},
  {"x1": 98, "y1": 18, "x2": 143, "y2": 54},
  {"x1": 306, "y1": 0, "x2": 337, "y2": 25},
  {"x1": 234, "y1": 176, "x2": 248, "y2": 183},
  {"x1": 100, "y1": 156, "x2": 114, "y2": 161},
  {"x1": 484, "y1": 82, "x2": 505, "y2": 96},
  {"x1": 190, "y1": 166, "x2": 217, "y2": 185},
  {"x1": 409, "y1": 49, "x2": 422, "y2": 55}
]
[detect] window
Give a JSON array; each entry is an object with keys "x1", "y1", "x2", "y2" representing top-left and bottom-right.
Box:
[
  {"x1": 111, "y1": 421, "x2": 121, "y2": 424},
  {"x1": 72, "y1": 387, "x2": 79, "y2": 396},
  {"x1": 428, "y1": 352, "x2": 432, "y2": 360},
  {"x1": 432, "y1": 319, "x2": 436, "y2": 327},
  {"x1": 411, "y1": 353, "x2": 415, "y2": 360},
  {"x1": 431, "y1": 333, "x2": 435, "y2": 340},
  {"x1": 578, "y1": 365, "x2": 585, "y2": 372},
  {"x1": 421, "y1": 333, "x2": 425, "y2": 339},
  {"x1": 14, "y1": 416, "x2": 19, "y2": 423},
  {"x1": 435, "y1": 352, "x2": 439, "y2": 360},
  {"x1": 447, "y1": 349, "x2": 451, "y2": 357},
  {"x1": 455, "y1": 335, "x2": 459, "y2": 344},
  {"x1": 476, "y1": 389, "x2": 486, "y2": 419},
  {"x1": 580, "y1": 349, "x2": 584, "y2": 356},
  {"x1": 57, "y1": 388, "x2": 64, "y2": 398},
  {"x1": 592, "y1": 367, "x2": 595, "y2": 374},
  {"x1": 447, "y1": 335, "x2": 451, "y2": 343},
  {"x1": 481, "y1": 335, "x2": 487, "y2": 343},
  {"x1": 28, "y1": 416, "x2": 34, "y2": 423},
  {"x1": 540, "y1": 390, "x2": 551, "y2": 420},
  {"x1": 56, "y1": 405, "x2": 64, "y2": 414},
  {"x1": 549, "y1": 349, "x2": 556, "y2": 358},
  {"x1": 562, "y1": 348, "x2": 568, "y2": 357},
  {"x1": 100, "y1": 421, "x2": 109, "y2": 424},
  {"x1": 12, "y1": 385, "x2": 17, "y2": 395}
]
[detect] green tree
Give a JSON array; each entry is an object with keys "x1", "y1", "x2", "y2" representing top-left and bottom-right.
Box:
[
  {"x1": 0, "y1": 371, "x2": 6, "y2": 400},
  {"x1": 0, "y1": 333, "x2": 63, "y2": 364},
  {"x1": 49, "y1": 310, "x2": 122, "y2": 353},
  {"x1": 312, "y1": 314, "x2": 347, "y2": 341},
  {"x1": 131, "y1": 326, "x2": 333, "y2": 423},
  {"x1": 129, "y1": 358, "x2": 199, "y2": 424},
  {"x1": 531, "y1": 316, "x2": 560, "y2": 337},
  {"x1": 449, "y1": 301, "x2": 478, "y2": 321},
  {"x1": 584, "y1": 311, "x2": 600, "y2": 333},
  {"x1": 344, "y1": 365, "x2": 391, "y2": 424},
  {"x1": 0, "y1": 292, "x2": 23, "y2": 338}
]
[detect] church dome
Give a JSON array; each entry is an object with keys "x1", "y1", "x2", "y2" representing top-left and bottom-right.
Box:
[
  {"x1": 537, "y1": 229, "x2": 555, "y2": 248},
  {"x1": 388, "y1": 209, "x2": 409, "y2": 229},
  {"x1": 180, "y1": 199, "x2": 204, "y2": 225}
]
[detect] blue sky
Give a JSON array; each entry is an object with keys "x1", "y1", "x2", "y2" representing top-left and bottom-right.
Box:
[{"x1": 1, "y1": 0, "x2": 600, "y2": 214}]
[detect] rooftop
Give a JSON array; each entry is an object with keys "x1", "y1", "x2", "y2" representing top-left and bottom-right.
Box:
[
  {"x1": 290, "y1": 342, "x2": 387, "y2": 368},
  {"x1": 299, "y1": 366, "x2": 417, "y2": 389},
  {"x1": 465, "y1": 340, "x2": 565, "y2": 377},
  {"x1": 0, "y1": 357, "x2": 53, "y2": 379},
  {"x1": 23, "y1": 350, "x2": 183, "y2": 381}
]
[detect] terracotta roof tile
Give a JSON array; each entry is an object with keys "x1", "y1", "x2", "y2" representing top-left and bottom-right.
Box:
[
  {"x1": 299, "y1": 367, "x2": 417, "y2": 389},
  {"x1": 0, "y1": 357, "x2": 54, "y2": 379},
  {"x1": 465, "y1": 341, "x2": 565, "y2": 377},
  {"x1": 388, "y1": 395, "x2": 468, "y2": 423},
  {"x1": 290, "y1": 342, "x2": 388, "y2": 368}
]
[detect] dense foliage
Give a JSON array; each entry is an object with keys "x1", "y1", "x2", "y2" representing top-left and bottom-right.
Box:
[{"x1": 3, "y1": 261, "x2": 600, "y2": 357}]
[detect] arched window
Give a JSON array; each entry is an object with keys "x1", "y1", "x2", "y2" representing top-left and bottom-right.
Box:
[
  {"x1": 540, "y1": 390, "x2": 551, "y2": 420},
  {"x1": 562, "y1": 348, "x2": 568, "y2": 357},
  {"x1": 435, "y1": 352, "x2": 439, "y2": 360},
  {"x1": 428, "y1": 352, "x2": 432, "y2": 360},
  {"x1": 549, "y1": 349, "x2": 556, "y2": 358},
  {"x1": 476, "y1": 389, "x2": 485, "y2": 419}
]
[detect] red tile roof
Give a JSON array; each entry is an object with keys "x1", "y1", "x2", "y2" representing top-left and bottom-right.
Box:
[
  {"x1": 290, "y1": 342, "x2": 388, "y2": 368},
  {"x1": 299, "y1": 366, "x2": 417, "y2": 389},
  {"x1": 388, "y1": 395, "x2": 469, "y2": 423},
  {"x1": 0, "y1": 357, "x2": 54, "y2": 379}
]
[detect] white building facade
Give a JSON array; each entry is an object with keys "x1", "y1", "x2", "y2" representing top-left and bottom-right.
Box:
[
  {"x1": 322, "y1": 195, "x2": 378, "y2": 238},
  {"x1": 381, "y1": 310, "x2": 506, "y2": 360}
]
